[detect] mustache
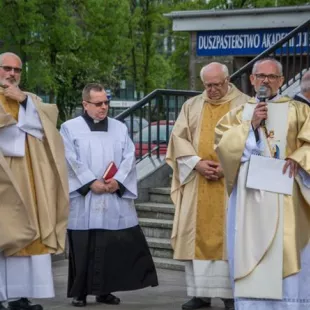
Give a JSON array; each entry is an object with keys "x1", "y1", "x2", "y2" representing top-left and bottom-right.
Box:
[
  {"x1": 262, "y1": 83, "x2": 271, "y2": 88},
  {"x1": 2, "y1": 77, "x2": 19, "y2": 86}
]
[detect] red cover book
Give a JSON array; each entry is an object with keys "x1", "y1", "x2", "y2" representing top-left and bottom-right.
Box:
[{"x1": 102, "y1": 162, "x2": 118, "y2": 180}]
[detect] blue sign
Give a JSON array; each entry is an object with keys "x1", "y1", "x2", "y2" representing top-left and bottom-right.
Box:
[{"x1": 197, "y1": 28, "x2": 309, "y2": 56}]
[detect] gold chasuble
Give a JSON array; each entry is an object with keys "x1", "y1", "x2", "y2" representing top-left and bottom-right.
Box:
[
  {"x1": 166, "y1": 84, "x2": 249, "y2": 260},
  {"x1": 215, "y1": 97, "x2": 310, "y2": 279},
  {"x1": 1, "y1": 98, "x2": 48, "y2": 255},
  {"x1": 195, "y1": 102, "x2": 230, "y2": 259},
  {"x1": 0, "y1": 89, "x2": 69, "y2": 257}
]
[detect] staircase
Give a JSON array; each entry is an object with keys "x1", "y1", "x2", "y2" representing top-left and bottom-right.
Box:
[{"x1": 136, "y1": 187, "x2": 185, "y2": 271}]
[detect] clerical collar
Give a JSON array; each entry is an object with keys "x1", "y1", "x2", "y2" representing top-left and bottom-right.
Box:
[
  {"x1": 268, "y1": 94, "x2": 278, "y2": 101},
  {"x1": 82, "y1": 112, "x2": 108, "y2": 132}
]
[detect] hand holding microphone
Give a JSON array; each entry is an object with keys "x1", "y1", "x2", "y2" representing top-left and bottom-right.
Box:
[{"x1": 251, "y1": 85, "x2": 270, "y2": 129}]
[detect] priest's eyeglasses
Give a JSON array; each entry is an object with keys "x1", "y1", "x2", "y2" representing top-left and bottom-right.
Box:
[
  {"x1": 86, "y1": 100, "x2": 110, "y2": 107},
  {"x1": 203, "y1": 78, "x2": 228, "y2": 89},
  {"x1": 0, "y1": 66, "x2": 22, "y2": 74},
  {"x1": 255, "y1": 74, "x2": 282, "y2": 81}
]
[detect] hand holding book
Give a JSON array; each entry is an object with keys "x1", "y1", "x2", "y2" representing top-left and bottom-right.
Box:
[
  {"x1": 102, "y1": 162, "x2": 119, "y2": 193},
  {"x1": 102, "y1": 162, "x2": 118, "y2": 180}
]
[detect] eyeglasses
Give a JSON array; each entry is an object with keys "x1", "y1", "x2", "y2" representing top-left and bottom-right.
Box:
[
  {"x1": 0, "y1": 66, "x2": 22, "y2": 74},
  {"x1": 85, "y1": 100, "x2": 110, "y2": 107},
  {"x1": 255, "y1": 74, "x2": 282, "y2": 81},
  {"x1": 204, "y1": 78, "x2": 228, "y2": 89}
]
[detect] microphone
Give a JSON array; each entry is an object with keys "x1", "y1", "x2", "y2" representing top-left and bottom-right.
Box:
[{"x1": 257, "y1": 85, "x2": 269, "y2": 127}]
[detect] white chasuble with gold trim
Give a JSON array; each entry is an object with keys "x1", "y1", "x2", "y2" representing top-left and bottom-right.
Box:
[{"x1": 234, "y1": 100, "x2": 289, "y2": 299}]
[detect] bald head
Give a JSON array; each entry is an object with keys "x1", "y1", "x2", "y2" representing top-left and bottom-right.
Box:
[
  {"x1": 200, "y1": 62, "x2": 229, "y2": 83},
  {"x1": 301, "y1": 70, "x2": 310, "y2": 94},
  {"x1": 0, "y1": 52, "x2": 23, "y2": 86},
  {"x1": 200, "y1": 62, "x2": 230, "y2": 100},
  {"x1": 0, "y1": 52, "x2": 22, "y2": 67}
]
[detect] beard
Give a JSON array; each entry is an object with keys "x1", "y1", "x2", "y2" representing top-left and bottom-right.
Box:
[{"x1": 0, "y1": 77, "x2": 19, "y2": 87}]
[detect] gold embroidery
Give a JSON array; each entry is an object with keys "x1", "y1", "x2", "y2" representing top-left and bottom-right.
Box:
[{"x1": 195, "y1": 102, "x2": 230, "y2": 260}]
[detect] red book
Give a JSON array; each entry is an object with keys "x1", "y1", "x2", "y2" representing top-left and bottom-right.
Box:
[{"x1": 102, "y1": 162, "x2": 118, "y2": 180}]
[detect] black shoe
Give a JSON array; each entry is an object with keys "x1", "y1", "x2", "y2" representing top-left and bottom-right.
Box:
[
  {"x1": 8, "y1": 299, "x2": 43, "y2": 310},
  {"x1": 0, "y1": 302, "x2": 7, "y2": 310},
  {"x1": 71, "y1": 297, "x2": 86, "y2": 308},
  {"x1": 96, "y1": 294, "x2": 120, "y2": 305},
  {"x1": 182, "y1": 297, "x2": 211, "y2": 310},
  {"x1": 222, "y1": 298, "x2": 235, "y2": 310}
]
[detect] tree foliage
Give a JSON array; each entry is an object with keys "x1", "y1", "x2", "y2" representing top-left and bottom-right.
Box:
[
  {"x1": 0, "y1": 0, "x2": 309, "y2": 120},
  {"x1": 0, "y1": 0, "x2": 130, "y2": 119}
]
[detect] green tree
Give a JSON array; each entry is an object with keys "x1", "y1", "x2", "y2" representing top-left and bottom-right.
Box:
[
  {"x1": 0, "y1": 0, "x2": 131, "y2": 120},
  {"x1": 126, "y1": 0, "x2": 171, "y2": 96},
  {"x1": 1, "y1": 0, "x2": 309, "y2": 121}
]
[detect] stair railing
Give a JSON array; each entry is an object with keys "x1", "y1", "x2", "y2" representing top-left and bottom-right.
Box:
[{"x1": 115, "y1": 89, "x2": 201, "y2": 161}]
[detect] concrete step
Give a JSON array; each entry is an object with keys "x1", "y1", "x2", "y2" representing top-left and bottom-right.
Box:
[
  {"x1": 147, "y1": 237, "x2": 173, "y2": 259},
  {"x1": 136, "y1": 202, "x2": 175, "y2": 220},
  {"x1": 51, "y1": 252, "x2": 66, "y2": 262},
  {"x1": 149, "y1": 187, "x2": 172, "y2": 204},
  {"x1": 139, "y1": 218, "x2": 173, "y2": 239},
  {"x1": 153, "y1": 257, "x2": 185, "y2": 271}
]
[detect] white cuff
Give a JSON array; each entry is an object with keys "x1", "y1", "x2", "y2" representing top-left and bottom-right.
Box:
[{"x1": 177, "y1": 155, "x2": 201, "y2": 185}]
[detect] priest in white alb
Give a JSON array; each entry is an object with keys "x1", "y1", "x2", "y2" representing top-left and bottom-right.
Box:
[
  {"x1": 215, "y1": 58, "x2": 310, "y2": 309},
  {"x1": 166, "y1": 62, "x2": 249, "y2": 310},
  {"x1": 60, "y1": 83, "x2": 158, "y2": 307},
  {"x1": 0, "y1": 52, "x2": 69, "y2": 310}
]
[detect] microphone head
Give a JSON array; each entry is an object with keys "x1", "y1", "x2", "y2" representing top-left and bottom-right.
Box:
[{"x1": 257, "y1": 85, "x2": 270, "y2": 101}]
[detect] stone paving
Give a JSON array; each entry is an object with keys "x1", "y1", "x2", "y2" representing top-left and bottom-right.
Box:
[{"x1": 34, "y1": 260, "x2": 226, "y2": 310}]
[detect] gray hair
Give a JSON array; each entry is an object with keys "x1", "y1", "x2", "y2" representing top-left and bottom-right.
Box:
[
  {"x1": 200, "y1": 62, "x2": 229, "y2": 82},
  {"x1": 252, "y1": 57, "x2": 283, "y2": 75},
  {"x1": 301, "y1": 71, "x2": 310, "y2": 93},
  {"x1": 82, "y1": 83, "x2": 105, "y2": 101},
  {"x1": 0, "y1": 52, "x2": 22, "y2": 66}
]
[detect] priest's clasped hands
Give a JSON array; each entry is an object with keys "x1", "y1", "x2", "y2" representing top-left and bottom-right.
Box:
[
  {"x1": 90, "y1": 179, "x2": 120, "y2": 194},
  {"x1": 195, "y1": 160, "x2": 224, "y2": 181}
]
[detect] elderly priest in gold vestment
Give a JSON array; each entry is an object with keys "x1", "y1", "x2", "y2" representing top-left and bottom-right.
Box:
[
  {"x1": 215, "y1": 58, "x2": 310, "y2": 310},
  {"x1": 166, "y1": 62, "x2": 249, "y2": 310},
  {"x1": 0, "y1": 52, "x2": 69, "y2": 310}
]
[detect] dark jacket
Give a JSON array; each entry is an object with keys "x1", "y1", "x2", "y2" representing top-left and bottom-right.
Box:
[{"x1": 293, "y1": 94, "x2": 310, "y2": 106}]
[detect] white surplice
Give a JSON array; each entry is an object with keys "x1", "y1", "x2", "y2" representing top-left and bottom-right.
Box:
[
  {"x1": 0, "y1": 97, "x2": 54, "y2": 301},
  {"x1": 60, "y1": 116, "x2": 139, "y2": 230},
  {"x1": 177, "y1": 156, "x2": 233, "y2": 299}
]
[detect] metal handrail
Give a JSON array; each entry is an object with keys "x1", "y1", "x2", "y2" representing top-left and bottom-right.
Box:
[
  {"x1": 114, "y1": 88, "x2": 201, "y2": 161},
  {"x1": 115, "y1": 89, "x2": 201, "y2": 121},
  {"x1": 135, "y1": 145, "x2": 160, "y2": 165},
  {"x1": 231, "y1": 18, "x2": 310, "y2": 81}
]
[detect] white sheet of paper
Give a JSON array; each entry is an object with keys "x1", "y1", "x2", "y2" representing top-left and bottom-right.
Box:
[{"x1": 246, "y1": 154, "x2": 294, "y2": 195}]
